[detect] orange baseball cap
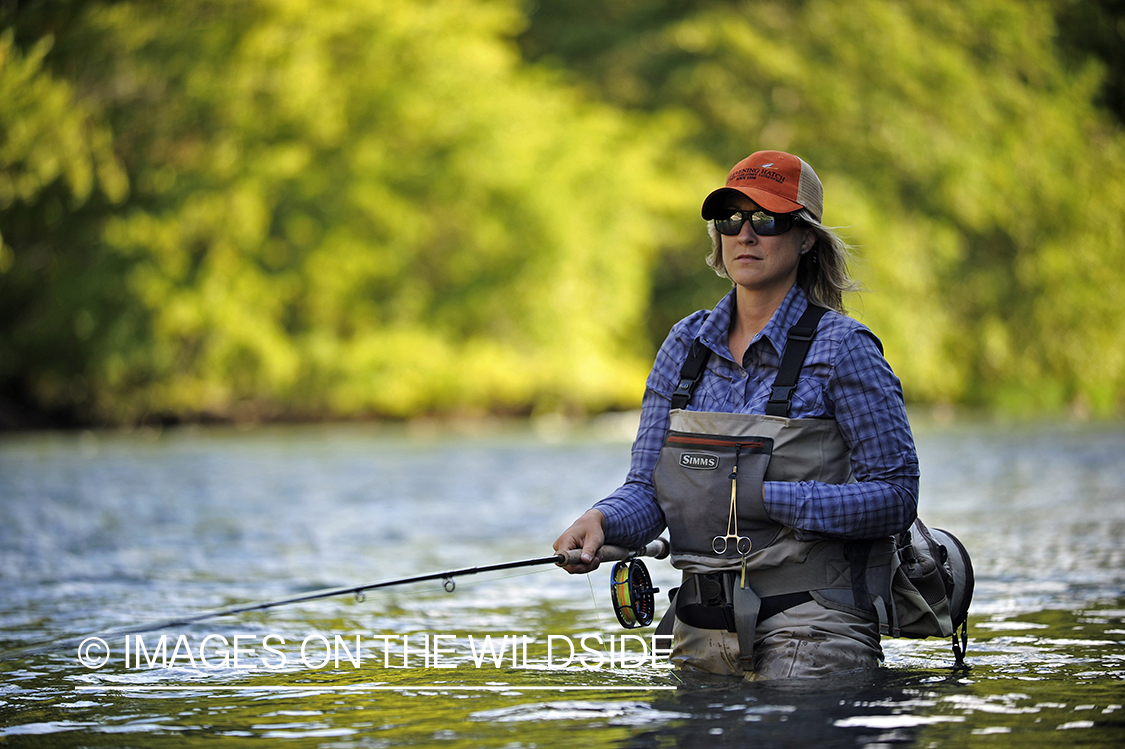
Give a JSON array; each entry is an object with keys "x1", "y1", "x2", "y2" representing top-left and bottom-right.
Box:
[{"x1": 701, "y1": 150, "x2": 824, "y2": 222}]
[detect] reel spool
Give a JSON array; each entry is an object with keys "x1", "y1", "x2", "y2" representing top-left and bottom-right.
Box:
[{"x1": 610, "y1": 559, "x2": 660, "y2": 629}]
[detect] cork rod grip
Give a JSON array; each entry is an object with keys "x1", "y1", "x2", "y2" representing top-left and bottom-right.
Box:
[{"x1": 556, "y1": 538, "x2": 669, "y2": 567}]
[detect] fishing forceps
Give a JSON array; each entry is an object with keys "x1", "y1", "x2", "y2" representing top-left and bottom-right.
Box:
[{"x1": 712, "y1": 443, "x2": 752, "y2": 556}]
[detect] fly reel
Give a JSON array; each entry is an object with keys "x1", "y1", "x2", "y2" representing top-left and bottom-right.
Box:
[{"x1": 610, "y1": 559, "x2": 660, "y2": 629}]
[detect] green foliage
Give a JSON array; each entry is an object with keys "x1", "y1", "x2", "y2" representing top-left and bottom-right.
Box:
[
  {"x1": 0, "y1": 25, "x2": 129, "y2": 423},
  {"x1": 522, "y1": 0, "x2": 1125, "y2": 415},
  {"x1": 0, "y1": 28, "x2": 126, "y2": 262},
  {"x1": 1, "y1": 0, "x2": 705, "y2": 423},
  {"x1": 2, "y1": 0, "x2": 1124, "y2": 424},
  {"x1": 1052, "y1": 0, "x2": 1125, "y2": 123}
]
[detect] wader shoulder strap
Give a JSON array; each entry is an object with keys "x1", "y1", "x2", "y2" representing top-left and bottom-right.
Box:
[
  {"x1": 670, "y1": 306, "x2": 831, "y2": 413},
  {"x1": 670, "y1": 336, "x2": 711, "y2": 411},
  {"x1": 765, "y1": 304, "x2": 829, "y2": 417}
]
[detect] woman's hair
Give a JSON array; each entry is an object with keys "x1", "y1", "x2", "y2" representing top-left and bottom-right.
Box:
[{"x1": 705, "y1": 208, "x2": 857, "y2": 313}]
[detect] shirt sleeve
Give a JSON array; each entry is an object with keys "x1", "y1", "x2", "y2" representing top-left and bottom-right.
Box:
[
  {"x1": 763, "y1": 328, "x2": 920, "y2": 539},
  {"x1": 591, "y1": 320, "x2": 696, "y2": 549}
]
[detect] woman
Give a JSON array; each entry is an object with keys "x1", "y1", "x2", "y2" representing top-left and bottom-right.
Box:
[{"x1": 554, "y1": 150, "x2": 919, "y2": 680}]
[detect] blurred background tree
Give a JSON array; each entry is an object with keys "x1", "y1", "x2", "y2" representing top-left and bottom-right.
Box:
[
  {"x1": 1, "y1": 0, "x2": 1123, "y2": 426},
  {"x1": 521, "y1": 0, "x2": 1125, "y2": 414}
]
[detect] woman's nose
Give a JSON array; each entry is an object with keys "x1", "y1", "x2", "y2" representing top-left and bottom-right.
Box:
[{"x1": 738, "y1": 219, "x2": 758, "y2": 242}]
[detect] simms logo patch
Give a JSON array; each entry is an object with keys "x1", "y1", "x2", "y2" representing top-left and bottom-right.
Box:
[{"x1": 679, "y1": 453, "x2": 720, "y2": 470}]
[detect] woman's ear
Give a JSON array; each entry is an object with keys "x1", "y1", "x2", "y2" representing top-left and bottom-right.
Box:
[{"x1": 800, "y1": 229, "x2": 816, "y2": 253}]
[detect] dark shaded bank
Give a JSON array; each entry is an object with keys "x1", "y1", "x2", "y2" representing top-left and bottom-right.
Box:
[{"x1": 0, "y1": 390, "x2": 81, "y2": 431}]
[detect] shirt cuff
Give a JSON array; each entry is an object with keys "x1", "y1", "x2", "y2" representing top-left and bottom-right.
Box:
[
  {"x1": 592, "y1": 493, "x2": 663, "y2": 550},
  {"x1": 762, "y1": 480, "x2": 802, "y2": 528}
]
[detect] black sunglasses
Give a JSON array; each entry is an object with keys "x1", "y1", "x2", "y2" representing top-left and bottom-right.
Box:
[{"x1": 713, "y1": 208, "x2": 801, "y2": 237}]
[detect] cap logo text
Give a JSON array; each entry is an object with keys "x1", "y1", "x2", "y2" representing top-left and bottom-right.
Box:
[{"x1": 729, "y1": 166, "x2": 785, "y2": 185}]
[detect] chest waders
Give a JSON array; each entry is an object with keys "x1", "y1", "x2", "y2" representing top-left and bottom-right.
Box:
[{"x1": 652, "y1": 305, "x2": 896, "y2": 671}]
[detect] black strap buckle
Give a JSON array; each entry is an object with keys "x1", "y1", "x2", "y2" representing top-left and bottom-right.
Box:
[
  {"x1": 787, "y1": 325, "x2": 816, "y2": 342},
  {"x1": 768, "y1": 385, "x2": 796, "y2": 406}
]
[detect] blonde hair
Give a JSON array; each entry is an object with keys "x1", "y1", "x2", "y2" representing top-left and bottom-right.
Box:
[{"x1": 705, "y1": 209, "x2": 857, "y2": 313}]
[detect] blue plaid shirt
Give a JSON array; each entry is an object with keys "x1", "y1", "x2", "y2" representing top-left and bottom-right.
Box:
[{"x1": 594, "y1": 285, "x2": 919, "y2": 548}]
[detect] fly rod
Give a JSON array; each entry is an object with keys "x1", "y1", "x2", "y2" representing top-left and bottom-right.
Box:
[{"x1": 2, "y1": 539, "x2": 669, "y2": 659}]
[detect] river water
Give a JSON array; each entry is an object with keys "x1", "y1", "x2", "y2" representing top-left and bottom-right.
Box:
[{"x1": 1, "y1": 416, "x2": 1123, "y2": 747}]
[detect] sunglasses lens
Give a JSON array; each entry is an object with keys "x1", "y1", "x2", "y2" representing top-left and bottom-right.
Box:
[
  {"x1": 751, "y1": 211, "x2": 792, "y2": 236},
  {"x1": 714, "y1": 215, "x2": 743, "y2": 236},
  {"x1": 756, "y1": 211, "x2": 783, "y2": 235},
  {"x1": 714, "y1": 210, "x2": 796, "y2": 236}
]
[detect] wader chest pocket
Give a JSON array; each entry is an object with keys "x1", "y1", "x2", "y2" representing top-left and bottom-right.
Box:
[{"x1": 655, "y1": 432, "x2": 778, "y2": 560}]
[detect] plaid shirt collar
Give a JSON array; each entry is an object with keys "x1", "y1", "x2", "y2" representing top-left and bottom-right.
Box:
[{"x1": 695, "y1": 284, "x2": 811, "y2": 364}]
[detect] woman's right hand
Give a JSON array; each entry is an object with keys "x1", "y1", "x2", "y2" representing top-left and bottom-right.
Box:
[{"x1": 552, "y1": 509, "x2": 606, "y2": 574}]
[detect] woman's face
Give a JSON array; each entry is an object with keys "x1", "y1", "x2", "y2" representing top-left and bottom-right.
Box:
[{"x1": 719, "y1": 195, "x2": 814, "y2": 297}]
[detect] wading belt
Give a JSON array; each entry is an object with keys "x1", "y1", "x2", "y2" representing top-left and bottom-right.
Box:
[{"x1": 671, "y1": 572, "x2": 814, "y2": 632}]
